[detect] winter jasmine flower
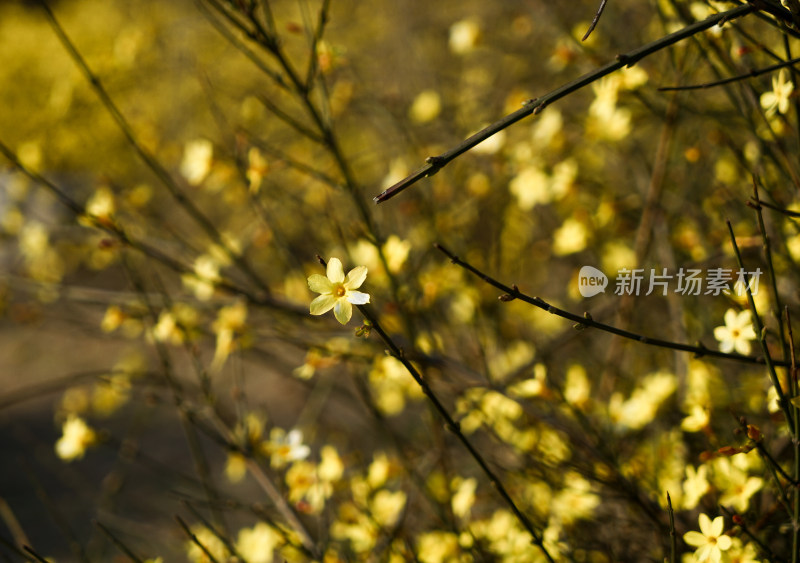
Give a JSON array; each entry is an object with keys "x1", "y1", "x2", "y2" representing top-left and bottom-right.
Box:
[
  {"x1": 683, "y1": 513, "x2": 732, "y2": 562},
  {"x1": 713, "y1": 309, "x2": 756, "y2": 355},
  {"x1": 308, "y1": 258, "x2": 370, "y2": 324}
]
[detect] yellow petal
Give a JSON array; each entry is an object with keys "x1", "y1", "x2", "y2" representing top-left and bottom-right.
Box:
[
  {"x1": 310, "y1": 294, "x2": 336, "y2": 315},
  {"x1": 327, "y1": 258, "x2": 344, "y2": 283},
  {"x1": 308, "y1": 273, "x2": 333, "y2": 294},
  {"x1": 333, "y1": 300, "x2": 353, "y2": 324},
  {"x1": 344, "y1": 265, "x2": 368, "y2": 289}
]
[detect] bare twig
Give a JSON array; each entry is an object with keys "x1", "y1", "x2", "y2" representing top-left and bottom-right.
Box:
[{"x1": 582, "y1": 0, "x2": 609, "y2": 41}]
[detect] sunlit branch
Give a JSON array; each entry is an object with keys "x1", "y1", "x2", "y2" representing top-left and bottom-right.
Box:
[
  {"x1": 374, "y1": 3, "x2": 757, "y2": 203},
  {"x1": 434, "y1": 243, "x2": 794, "y2": 368},
  {"x1": 659, "y1": 55, "x2": 800, "y2": 91},
  {"x1": 310, "y1": 258, "x2": 556, "y2": 563}
]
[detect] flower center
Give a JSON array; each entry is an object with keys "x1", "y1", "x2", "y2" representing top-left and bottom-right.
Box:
[{"x1": 334, "y1": 284, "x2": 346, "y2": 298}]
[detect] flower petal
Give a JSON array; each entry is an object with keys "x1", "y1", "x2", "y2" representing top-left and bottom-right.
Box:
[
  {"x1": 333, "y1": 300, "x2": 353, "y2": 324},
  {"x1": 716, "y1": 535, "x2": 732, "y2": 550},
  {"x1": 708, "y1": 515, "x2": 724, "y2": 537},
  {"x1": 344, "y1": 265, "x2": 368, "y2": 290},
  {"x1": 698, "y1": 513, "x2": 713, "y2": 534},
  {"x1": 346, "y1": 290, "x2": 370, "y2": 305},
  {"x1": 310, "y1": 294, "x2": 337, "y2": 315},
  {"x1": 308, "y1": 274, "x2": 334, "y2": 294},
  {"x1": 327, "y1": 258, "x2": 345, "y2": 283},
  {"x1": 683, "y1": 531, "x2": 707, "y2": 547}
]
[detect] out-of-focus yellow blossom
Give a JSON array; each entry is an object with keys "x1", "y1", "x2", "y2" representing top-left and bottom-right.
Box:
[
  {"x1": 552, "y1": 217, "x2": 588, "y2": 255},
  {"x1": 82, "y1": 185, "x2": 115, "y2": 226},
  {"x1": 183, "y1": 254, "x2": 222, "y2": 301},
  {"x1": 714, "y1": 457, "x2": 763, "y2": 512},
  {"x1": 286, "y1": 445, "x2": 342, "y2": 514},
  {"x1": 185, "y1": 525, "x2": 230, "y2": 563},
  {"x1": 18, "y1": 220, "x2": 47, "y2": 258},
  {"x1": 489, "y1": 340, "x2": 535, "y2": 381},
  {"x1": 236, "y1": 522, "x2": 282, "y2": 563},
  {"x1": 601, "y1": 240, "x2": 636, "y2": 274},
  {"x1": 17, "y1": 140, "x2": 43, "y2": 172},
  {"x1": 308, "y1": 258, "x2": 369, "y2": 324},
  {"x1": 760, "y1": 69, "x2": 794, "y2": 116},
  {"x1": 451, "y1": 477, "x2": 477, "y2": 519},
  {"x1": 509, "y1": 159, "x2": 576, "y2": 211},
  {"x1": 55, "y1": 415, "x2": 97, "y2": 461},
  {"x1": 235, "y1": 411, "x2": 266, "y2": 446},
  {"x1": 246, "y1": 147, "x2": 269, "y2": 193},
  {"x1": 508, "y1": 363, "x2": 549, "y2": 398},
  {"x1": 225, "y1": 451, "x2": 248, "y2": 483},
  {"x1": 683, "y1": 514, "x2": 731, "y2": 563},
  {"x1": 370, "y1": 489, "x2": 406, "y2": 527},
  {"x1": 293, "y1": 348, "x2": 337, "y2": 380},
  {"x1": 550, "y1": 472, "x2": 599, "y2": 526},
  {"x1": 409, "y1": 89, "x2": 441, "y2": 124},
  {"x1": 449, "y1": 18, "x2": 481, "y2": 54},
  {"x1": 470, "y1": 509, "x2": 541, "y2": 560},
  {"x1": 587, "y1": 77, "x2": 631, "y2": 141},
  {"x1": 416, "y1": 530, "x2": 461, "y2": 563},
  {"x1": 331, "y1": 502, "x2": 378, "y2": 554},
  {"x1": 152, "y1": 310, "x2": 183, "y2": 345},
  {"x1": 265, "y1": 428, "x2": 311, "y2": 468},
  {"x1": 537, "y1": 426, "x2": 571, "y2": 463},
  {"x1": 180, "y1": 138, "x2": 213, "y2": 185},
  {"x1": 383, "y1": 235, "x2": 411, "y2": 273},
  {"x1": 723, "y1": 537, "x2": 760, "y2": 563},
  {"x1": 564, "y1": 364, "x2": 590, "y2": 408},
  {"x1": 367, "y1": 452, "x2": 392, "y2": 489},
  {"x1": 531, "y1": 109, "x2": 563, "y2": 149},
  {"x1": 609, "y1": 372, "x2": 677, "y2": 430},
  {"x1": 211, "y1": 300, "x2": 248, "y2": 372},
  {"x1": 681, "y1": 405, "x2": 709, "y2": 432},
  {"x1": 92, "y1": 374, "x2": 131, "y2": 416},
  {"x1": 713, "y1": 309, "x2": 756, "y2": 355},
  {"x1": 682, "y1": 465, "x2": 710, "y2": 510},
  {"x1": 472, "y1": 128, "x2": 506, "y2": 155},
  {"x1": 369, "y1": 355, "x2": 424, "y2": 416},
  {"x1": 101, "y1": 305, "x2": 126, "y2": 333}
]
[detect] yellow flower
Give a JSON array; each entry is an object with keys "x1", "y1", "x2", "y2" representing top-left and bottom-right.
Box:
[
  {"x1": 713, "y1": 309, "x2": 756, "y2": 355},
  {"x1": 55, "y1": 415, "x2": 97, "y2": 461},
  {"x1": 683, "y1": 514, "x2": 732, "y2": 563},
  {"x1": 308, "y1": 258, "x2": 370, "y2": 324},
  {"x1": 760, "y1": 69, "x2": 794, "y2": 116}
]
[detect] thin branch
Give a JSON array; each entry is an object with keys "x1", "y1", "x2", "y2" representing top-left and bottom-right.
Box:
[
  {"x1": 582, "y1": 0, "x2": 609, "y2": 41},
  {"x1": 659, "y1": 55, "x2": 800, "y2": 91},
  {"x1": 374, "y1": 3, "x2": 756, "y2": 203},
  {"x1": 313, "y1": 257, "x2": 556, "y2": 563},
  {"x1": 433, "y1": 243, "x2": 794, "y2": 368},
  {"x1": 38, "y1": 0, "x2": 272, "y2": 296}
]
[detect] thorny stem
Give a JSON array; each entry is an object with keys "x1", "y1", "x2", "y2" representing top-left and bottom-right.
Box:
[{"x1": 434, "y1": 243, "x2": 795, "y2": 368}]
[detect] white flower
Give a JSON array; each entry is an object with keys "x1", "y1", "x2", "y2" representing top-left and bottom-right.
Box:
[
  {"x1": 713, "y1": 309, "x2": 757, "y2": 355},
  {"x1": 55, "y1": 415, "x2": 97, "y2": 461},
  {"x1": 308, "y1": 258, "x2": 370, "y2": 324},
  {"x1": 760, "y1": 69, "x2": 794, "y2": 116}
]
